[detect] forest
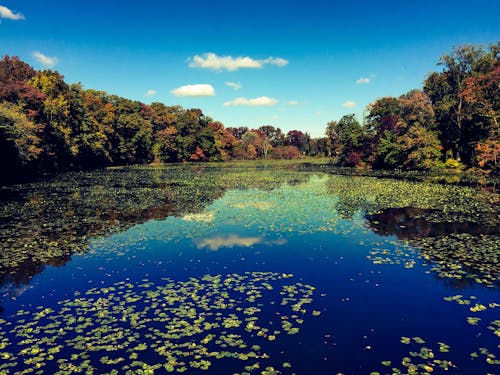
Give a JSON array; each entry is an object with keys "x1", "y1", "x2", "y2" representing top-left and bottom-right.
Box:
[
  {"x1": 327, "y1": 43, "x2": 499, "y2": 172},
  {"x1": 0, "y1": 43, "x2": 498, "y2": 184}
]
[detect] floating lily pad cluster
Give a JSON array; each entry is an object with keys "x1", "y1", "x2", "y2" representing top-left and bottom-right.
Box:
[
  {"x1": 0, "y1": 272, "x2": 318, "y2": 374},
  {"x1": 372, "y1": 337, "x2": 455, "y2": 375},
  {"x1": 417, "y1": 234, "x2": 500, "y2": 287},
  {"x1": 442, "y1": 294, "x2": 500, "y2": 366},
  {"x1": 365, "y1": 240, "x2": 418, "y2": 267}
]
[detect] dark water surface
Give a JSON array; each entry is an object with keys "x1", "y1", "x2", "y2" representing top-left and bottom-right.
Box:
[{"x1": 0, "y1": 164, "x2": 498, "y2": 374}]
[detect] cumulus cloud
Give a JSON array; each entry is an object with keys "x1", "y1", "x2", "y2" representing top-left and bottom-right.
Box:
[
  {"x1": 356, "y1": 77, "x2": 371, "y2": 84},
  {"x1": 287, "y1": 100, "x2": 300, "y2": 106},
  {"x1": 342, "y1": 100, "x2": 357, "y2": 108},
  {"x1": 189, "y1": 52, "x2": 288, "y2": 71},
  {"x1": 0, "y1": 5, "x2": 24, "y2": 20},
  {"x1": 224, "y1": 96, "x2": 278, "y2": 107},
  {"x1": 262, "y1": 57, "x2": 288, "y2": 67},
  {"x1": 171, "y1": 84, "x2": 215, "y2": 97},
  {"x1": 32, "y1": 51, "x2": 58, "y2": 67},
  {"x1": 145, "y1": 89, "x2": 157, "y2": 97},
  {"x1": 225, "y1": 81, "x2": 242, "y2": 90},
  {"x1": 195, "y1": 234, "x2": 287, "y2": 251}
]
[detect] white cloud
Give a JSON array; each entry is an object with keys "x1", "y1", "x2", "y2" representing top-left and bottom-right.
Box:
[
  {"x1": 287, "y1": 100, "x2": 300, "y2": 106},
  {"x1": 0, "y1": 5, "x2": 24, "y2": 20},
  {"x1": 189, "y1": 52, "x2": 288, "y2": 71},
  {"x1": 342, "y1": 100, "x2": 357, "y2": 108},
  {"x1": 225, "y1": 81, "x2": 242, "y2": 90},
  {"x1": 32, "y1": 51, "x2": 58, "y2": 67},
  {"x1": 171, "y1": 84, "x2": 215, "y2": 97},
  {"x1": 356, "y1": 77, "x2": 371, "y2": 84},
  {"x1": 262, "y1": 57, "x2": 289, "y2": 67},
  {"x1": 145, "y1": 89, "x2": 157, "y2": 97},
  {"x1": 224, "y1": 96, "x2": 278, "y2": 107}
]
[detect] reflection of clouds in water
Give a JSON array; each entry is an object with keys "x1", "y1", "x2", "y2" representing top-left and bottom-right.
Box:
[
  {"x1": 182, "y1": 211, "x2": 215, "y2": 223},
  {"x1": 231, "y1": 201, "x2": 274, "y2": 210},
  {"x1": 9, "y1": 284, "x2": 33, "y2": 299},
  {"x1": 195, "y1": 235, "x2": 287, "y2": 251}
]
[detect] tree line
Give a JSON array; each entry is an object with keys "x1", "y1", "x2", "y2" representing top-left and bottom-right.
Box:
[
  {"x1": 1, "y1": 42, "x2": 498, "y2": 184},
  {"x1": 0, "y1": 56, "x2": 329, "y2": 184},
  {"x1": 326, "y1": 43, "x2": 499, "y2": 172}
]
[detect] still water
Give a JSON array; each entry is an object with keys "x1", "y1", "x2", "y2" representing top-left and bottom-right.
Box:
[{"x1": 0, "y1": 164, "x2": 498, "y2": 374}]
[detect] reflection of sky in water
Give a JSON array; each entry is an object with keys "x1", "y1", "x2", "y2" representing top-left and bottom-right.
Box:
[
  {"x1": 1, "y1": 173, "x2": 499, "y2": 374},
  {"x1": 92, "y1": 174, "x2": 364, "y2": 254}
]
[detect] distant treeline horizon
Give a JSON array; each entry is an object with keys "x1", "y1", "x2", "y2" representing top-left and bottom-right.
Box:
[{"x1": 1, "y1": 42, "x2": 498, "y2": 184}]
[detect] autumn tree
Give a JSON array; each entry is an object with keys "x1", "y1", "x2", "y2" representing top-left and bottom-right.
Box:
[
  {"x1": 286, "y1": 130, "x2": 310, "y2": 154},
  {"x1": 423, "y1": 44, "x2": 496, "y2": 164},
  {"x1": 227, "y1": 126, "x2": 249, "y2": 140},
  {"x1": 258, "y1": 125, "x2": 285, "y2": 147},
  {"x1": 0, "y1": 102, "x2": 43, "y2": 182},
  {"x1": 460, "y1": 55, "x2": 499, "y2": 169},
  {"x1": 326, "y1": 115, "x2": 364, "y2": 166}
]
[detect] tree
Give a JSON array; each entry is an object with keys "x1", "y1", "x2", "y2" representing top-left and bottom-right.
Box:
[
  {"x1": 0, "y1": 102, "x2": 43, "y2": 161},
  {"x1": 240, "y1": 131, "x2": 258, "y2": 159},
  {"x1": 363, "y1": 92, "x2": 443, "y2": 170},
  {"x1": 258, "y1": 125, "x2": 285, "y2": 147},
  {"x1": 227, "y1": 126, "x2": 248, "y2": 140},
  {"x1": 173, "y1": 108, "x2": 216, "y2": 161},
  {"x1": 74, "y1": 89, "x2": 115, "y2": 167},
  {"x1": 424, "y1": 44, "x2": 487, "y2": 163},
  {"x1": 461, "y1": 65, "x2": 499, "y2": 130},
  {"x1": 366, "y1": 97, "x2": 403, "y2": 135},
  {"x1": 153, "y1": 126, "x2": 178, "y2": 162},
  {"x1": 0, "y1": 55, "x2": 45, "y2": 108},
  {"x1": 399, "y1": 90, "x2": 436, "y2": 130},
  {"x1": 286, "y1": 130, "x2": 310, "y2": 154},
  {"x1": 398, "y1": 125, "x2": 442, "y2": 170},
  {"x1": 253, "y1": 130, "x2": 272, "y2": 158},
  {"x1": 475, "y1": 140, "x2": 500, "y2": 170},
  {"x1": 309, "y1": 137, "x2": 328, "y2": 156},
  {"x1": 327, "y1": 114, "x2": 364, "y2": 166}
]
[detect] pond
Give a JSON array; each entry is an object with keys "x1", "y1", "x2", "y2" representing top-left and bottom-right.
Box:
[{"x1": 0, "y1": 162, "x2": 498, "y2": 375}]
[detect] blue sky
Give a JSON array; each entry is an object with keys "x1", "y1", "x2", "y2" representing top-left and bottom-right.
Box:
[{"x1": 1, "y1": 1, "x2": 499, "y2": 137}]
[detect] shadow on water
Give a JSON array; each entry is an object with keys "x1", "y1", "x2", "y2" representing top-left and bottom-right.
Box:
[
  {"x1": 365, "y1": 207, "x2": 500, "y2": 240},
  {"x1": 365, "y1": 207, "x2": 500, "y2": 289}
]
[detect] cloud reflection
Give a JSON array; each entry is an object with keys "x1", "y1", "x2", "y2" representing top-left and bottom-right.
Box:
[
  {"x1": 182, "y1": 211, "x2": 215, "y2": 223},
  {"x1": 195, "y1": 235, "x2": 287, "y2": 251}
]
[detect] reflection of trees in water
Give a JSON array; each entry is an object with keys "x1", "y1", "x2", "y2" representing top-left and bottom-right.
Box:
[
  {"x1": 0, "y1": 165, "x2": 310, "y2": 308},
  {"x1": 366, "y1": 207, "x2": 499, "y2": 240},
  {"x1": 325, "y1": 174, "x2": 499, "y2": 289},
  {"x1": 365, "y1": 207, "x2": 500, "y2": 289}
]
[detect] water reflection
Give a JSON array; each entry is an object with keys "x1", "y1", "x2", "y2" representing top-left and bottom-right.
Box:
[
  {"x1": 366, "y1": 207, "x2": 500, "y2": 240},
  {"x1": 0, "y1": 166, "x2": 498, "y2": 374},
  {"x1": 365, "y1": 207, "x2": 500, "y2": 289},
  {"x1": 195, "y1": 235, "x2": 287, "y2": 251},
  {"x1": 1, "y1": 166, "x2": 498, "y2": 308},
  {"x1": 0, "y1": 165, "x2": 310, "y2": 307}
]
